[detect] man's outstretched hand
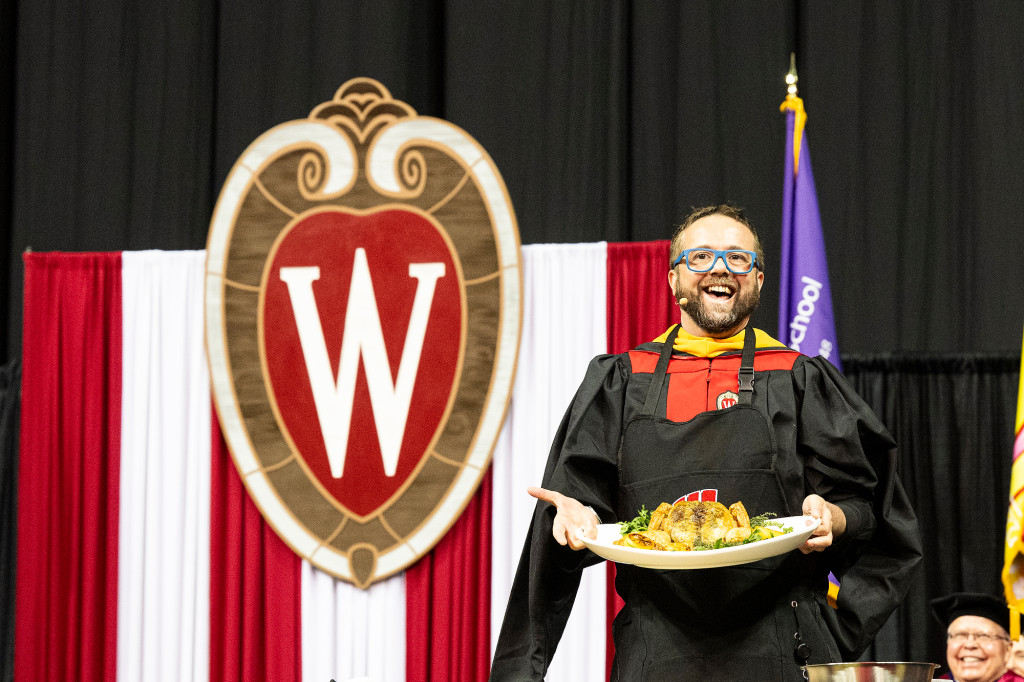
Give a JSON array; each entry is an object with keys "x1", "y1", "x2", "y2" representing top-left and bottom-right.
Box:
[{"x1": 528, "y1": 486, "x2": 600, "y2": 551}]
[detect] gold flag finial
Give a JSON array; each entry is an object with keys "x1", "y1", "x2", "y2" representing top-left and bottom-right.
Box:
[
  {"x1": 786, "y1": 53, "x2": 798, "y2": 96},
  {"x1": 780, "y1": 53, "x2": 807, "y2": 175}
]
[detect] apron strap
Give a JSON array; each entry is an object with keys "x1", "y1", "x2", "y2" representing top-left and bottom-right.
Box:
[
  {"x1": 738, "y1": 326, "x2": 756, "y2": 404},
  {"x1": 641, "y1": 324, "x2": 680, "y2": 416},
  {"x1": 642, "y1": 324, "x2": 756, "y2": 413}
]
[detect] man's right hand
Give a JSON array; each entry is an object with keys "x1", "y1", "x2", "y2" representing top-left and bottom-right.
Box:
[{"x1": 527, "y1": 486, "x2": 600, "y2": 551}]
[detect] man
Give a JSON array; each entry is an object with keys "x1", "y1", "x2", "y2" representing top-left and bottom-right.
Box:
[
  {"x1": 932, "y1": 592, "x2": 1024, "y2": 682},
  {"x1": 490, "y1": 204, "x2": 922, "y2": 681},
  {"x1": 1010, "y1": 637, "x2": 1024, "y2": 678}
]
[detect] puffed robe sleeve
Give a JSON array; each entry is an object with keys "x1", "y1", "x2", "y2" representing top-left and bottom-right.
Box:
[
  {"x1": 489, "y1": 354, "x2": 629, "y2": 681},
  {"x1": 794, "y1": 356, "x2": 924, "y2": 659}
]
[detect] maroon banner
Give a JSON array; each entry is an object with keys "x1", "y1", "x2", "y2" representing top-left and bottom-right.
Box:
[
  {"x1": 209, "y1": 412, "x2": 302, "y2": 682},
  {"x1": 16, "y1": 253, "x2": 123, "y2": 682},
  {"x1": 406, "y1": 470, "x2": 493, "y2": 681}
]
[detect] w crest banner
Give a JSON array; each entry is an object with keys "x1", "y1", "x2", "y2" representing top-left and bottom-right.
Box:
[{"x1": 205, "y1": 78, "x2": 522, "y2": 588}]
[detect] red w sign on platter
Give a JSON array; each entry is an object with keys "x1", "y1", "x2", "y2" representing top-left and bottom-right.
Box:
[{"x1": 205, "y1": 78, "x2": 521, "y2": 587}]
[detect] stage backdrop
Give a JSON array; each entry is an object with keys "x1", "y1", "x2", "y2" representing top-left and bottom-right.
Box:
[
  {"x1": 15, "y1": 244, "x2": 674, "y2": 682},
  {"x1": 13, "y1": 246, "x2": 1019, "y2": 681}
]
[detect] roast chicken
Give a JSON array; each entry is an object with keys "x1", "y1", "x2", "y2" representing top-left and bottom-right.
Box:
[{"x1": 614, "y1": 500, "x2": 752, "y2": 551}]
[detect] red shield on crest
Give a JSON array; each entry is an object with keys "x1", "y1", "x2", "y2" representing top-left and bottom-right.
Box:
[
  {"x1": 262, "y1": 208, "x2": 462, "y2": 518},
  {"x1": 205, "y1": 79, "x2": 521, "y2": 587}
]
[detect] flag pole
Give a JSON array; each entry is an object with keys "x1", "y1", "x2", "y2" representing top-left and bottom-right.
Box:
[
  {"x1": 777, "y1": 55, "x2": 840, "y2": 369},
  {"x1": 786, "y1": 52, "x2": 798, "y2": 96}
]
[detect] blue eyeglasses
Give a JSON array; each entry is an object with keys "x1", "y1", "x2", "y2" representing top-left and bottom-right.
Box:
[{"x1": 671, "y1": 248, "x2": 760, "y2": 274}]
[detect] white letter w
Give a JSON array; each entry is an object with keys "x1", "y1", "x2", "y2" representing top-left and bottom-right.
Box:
[{"x1": 279, "y1": 248, "x2": 445, "y2": 478}]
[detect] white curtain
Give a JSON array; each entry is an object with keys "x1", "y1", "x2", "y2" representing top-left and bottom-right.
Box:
[
  {"x1": 116, "y1": 249, "x2": 408, "y2": 682},
  {"x1": 300, "y1": 564, "x2": 406, "y2": 682},
  {"x1": 113, "y1": 246, "x2": 612, "y2": 682},
  {"x1": 117, "y1": 251, "x2": 211, "y2": 682},
  {"x1": 490, "y1": 242, "x2": 609, "y2": 681}
]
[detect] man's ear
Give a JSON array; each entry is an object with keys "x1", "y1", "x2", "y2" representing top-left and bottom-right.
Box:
[
  {"x1": 668, "y1": 268, "x2": 677, "y2": 293},
  {"x1": 755, "y1": 270, "x2": 765, "y2": 291}
]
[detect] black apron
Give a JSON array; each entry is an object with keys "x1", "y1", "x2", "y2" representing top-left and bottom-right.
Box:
[{"x1": 611, "y1": 326, "x2": 840, "y2": 681}]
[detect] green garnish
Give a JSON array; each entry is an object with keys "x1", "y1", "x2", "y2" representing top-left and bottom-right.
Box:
[
  {"x1": 748, "y1": 511, "x2": 778, "y2": 527},
  {"x1": 619, "y1": 506, "x2": 651, "y2": 535}
]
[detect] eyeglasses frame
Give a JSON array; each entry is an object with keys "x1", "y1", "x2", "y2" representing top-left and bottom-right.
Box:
[
  {"x1": 946, "y1": 630, "x2": 1012, "y2": 645},
  {"x1": 671, "y1": 248, "x2": 761, "y2": 274}
]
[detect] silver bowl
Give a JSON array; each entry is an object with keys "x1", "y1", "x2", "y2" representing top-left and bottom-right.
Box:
[{"x1": 802, "y1": 662, "x2": 939, "y2": 682}]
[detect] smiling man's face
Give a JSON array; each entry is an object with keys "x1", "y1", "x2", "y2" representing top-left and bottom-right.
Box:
[
  {"x1": 668, "y1": 213, "x2": 765, "y2": 338},
  {"x1": 946, "y1": 615, "x2": 1012, "y2": 682}
]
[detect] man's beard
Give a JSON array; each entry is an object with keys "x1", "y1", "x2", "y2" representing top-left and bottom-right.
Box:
[{"x1": 675, "y1": 276, "x2": 760, "y2": 336}]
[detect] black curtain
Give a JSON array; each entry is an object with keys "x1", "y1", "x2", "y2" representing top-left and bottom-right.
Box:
[
  {"x1": 844, "y1": 354, "x2": 1020, "y2": 672},
  {"x1": 0, "y1": 360, "x2": 20, "y2": 682},
  {"x1": 2, "y1": 1, "x2": 1024, "y2": 360}
]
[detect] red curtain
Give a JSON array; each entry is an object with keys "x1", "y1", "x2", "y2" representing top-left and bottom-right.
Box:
[
  {"x1": 604, "y1": 240, "x2": 677, "y2": 679},
  {"x1": 405, "y1": 468, "x2": 492, "y2": 681},
  {"x1": 209, "y1": 413, "x2": 302, "y2": 682},
  {"x1": 16, "y1": 253, "x2": 123, "y2": 682},
  {"x1": 606, "y1": 240, "x2": 678, "y2": 353}
]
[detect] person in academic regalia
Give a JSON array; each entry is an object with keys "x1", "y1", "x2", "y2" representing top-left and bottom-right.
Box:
[
  {"x1": 932, "y1": 592, "x2": 1024, "y2": 682},
  {"x1": 490, "y1": 204, "x2": 923, "y2": 681},
  {"x1": 1009, "y1": 636, "x2": 1024, "y2": 678}
]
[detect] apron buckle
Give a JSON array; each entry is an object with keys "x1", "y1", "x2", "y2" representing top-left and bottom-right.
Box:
[{"x1": 738, "y1": 366, "x2": 754, "y2": 393}]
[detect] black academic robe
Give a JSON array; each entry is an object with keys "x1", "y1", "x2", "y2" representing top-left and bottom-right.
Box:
[{"x1": 490, "y1": 334, "x2": 923, "y2": 681}]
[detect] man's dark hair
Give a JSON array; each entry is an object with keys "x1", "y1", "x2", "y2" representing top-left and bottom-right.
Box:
[{"x1": 669, "y1": 204, "x2": 766, "y2": 273}]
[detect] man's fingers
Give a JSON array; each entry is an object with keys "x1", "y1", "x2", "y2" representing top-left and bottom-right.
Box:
[
  {"x1": 531, "y1": 487, "x2": 595, "y2": 551},
  {"x1": 551, "y1": 517, "x2": 569, "y2": 546},
  {"x1": 802, "y1": 493, "x2": 828, "y2": 517},
  {"x1": 551, "y1": 513, "x2": 598, "y2": 551},
  {"x1": 552, "y1": 519, "x2": 589, "y2": 550},
  {"x1": 567, "y1": 522, "x2": 596, "y2": 550},
  {"x1": 801, "y1": 535, "x2": 830, "y2": 553},
  {"x1": 799, "y1": 494, "x2": 840, "y2": 551},
  {"x1": 800, "y1": 533, "x2": 833, "y2": 553},
  {"x1": 528, "y1": 486, "x2": 561, "y2": 506},
  {"x1": 802, "y1": 497, "x2": 831, "y2": 534},
  {"x1": 801, "y1": 510, "x2": 834, "y2": 552}
]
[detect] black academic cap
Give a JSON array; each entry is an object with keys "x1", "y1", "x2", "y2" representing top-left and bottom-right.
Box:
[{"x1": 930, "y1": 592, "x2": 1010, "y2": 633}]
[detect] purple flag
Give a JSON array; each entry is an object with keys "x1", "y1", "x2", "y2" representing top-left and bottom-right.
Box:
[{"x1": 779, "y1": 97, "x2": 842, "y2": 371}]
